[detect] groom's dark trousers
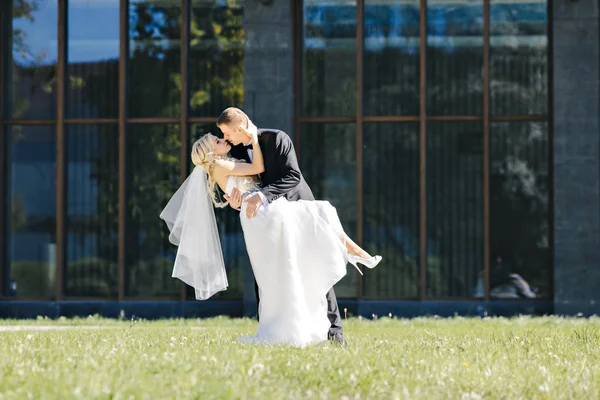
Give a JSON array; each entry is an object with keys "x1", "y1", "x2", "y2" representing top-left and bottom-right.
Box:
[{"x1": 229, "y1": 128, "x2": 344, "y2": 341}]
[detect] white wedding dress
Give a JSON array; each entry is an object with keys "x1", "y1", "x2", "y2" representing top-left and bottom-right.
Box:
[{"x1": 225, "y1": 176, "x2": 349, "y2": 347}]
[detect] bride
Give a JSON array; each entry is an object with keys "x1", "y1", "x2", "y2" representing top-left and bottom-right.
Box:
[{"x1": 160, "y1": 126, "x2": 381, "y2": 347}]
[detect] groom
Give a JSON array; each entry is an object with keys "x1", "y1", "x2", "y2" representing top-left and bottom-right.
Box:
[{"x1": 217, "y1": 107, "x2": 345, "y2": 344}]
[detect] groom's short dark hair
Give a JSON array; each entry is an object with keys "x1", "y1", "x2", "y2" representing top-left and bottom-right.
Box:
[{"x1": 217, "y1": 107, "x2": 246, "y2": 126}]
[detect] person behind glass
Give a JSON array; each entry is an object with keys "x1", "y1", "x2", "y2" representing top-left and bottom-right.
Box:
[
  {"x1": 489, "y1": 257, "x2": 536, "y2": 299},
  {"x1": 195, "y1": 107, "x2": 381, "y2": 346}
]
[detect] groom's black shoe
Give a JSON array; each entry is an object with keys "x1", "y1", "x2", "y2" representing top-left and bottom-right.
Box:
[{"x1": 328, "y1": 332, "x2": 347, "y2": 347}]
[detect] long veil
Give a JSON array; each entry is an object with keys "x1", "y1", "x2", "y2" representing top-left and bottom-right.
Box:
[{"x1": 159, "y1": 166, "x2": 227, "y2": 300}]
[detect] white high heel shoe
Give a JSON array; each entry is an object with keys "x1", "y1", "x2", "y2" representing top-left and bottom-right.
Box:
[{"x1": 348, "y1": 254, "x2": 382, "y2": 275}]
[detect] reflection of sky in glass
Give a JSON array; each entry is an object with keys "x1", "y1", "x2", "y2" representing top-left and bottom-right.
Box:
[
  {"x1": 128, "y1": 1, "x2": 179, "y2": 60},
  {"x1": 304, "y1": 0, "x2": 547, "y2": 51},
  {"x1": 365, "y1": 4, "x2": 419, "y2": 53},
  {"x1": 69, "y1": 0, "x2": 120, "y2": 63},
  {"x1": 12, "y1": 0, "x2": 58, "y2": 66},
  {"x1": 12, "y1": 0, "x2": 121, "y2": 65},
  {"x1": 12, "y1": 128, "x2": 56, "y2": 218},
  {"x1": 15, "y1": 0, "x2": 548, "y2": 63}
]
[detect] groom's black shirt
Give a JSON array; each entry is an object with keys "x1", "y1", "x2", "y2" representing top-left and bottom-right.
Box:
[{"x1": 229, "y1": 129, "x2": 315, "y2": 202}]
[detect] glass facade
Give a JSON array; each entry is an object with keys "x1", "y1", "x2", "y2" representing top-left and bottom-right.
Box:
[
  {"x1": 298, "y1": 0, "x2": 550, "y2": 300},
  {"x1": 0, "y1": 0, "x2": 246, "y2": 301},
  {"x1": 0, "y1": 0, "x2": 551, "y2": 304}
]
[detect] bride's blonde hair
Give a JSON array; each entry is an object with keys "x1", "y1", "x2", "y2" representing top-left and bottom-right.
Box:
[{"x1": 191, "y1": 133, "x2": 256, "y2": 208}]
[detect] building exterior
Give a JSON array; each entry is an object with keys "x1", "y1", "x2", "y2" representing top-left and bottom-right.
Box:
[{"x1": 0, "y1": 0, "x2": 598, "y2": 319}]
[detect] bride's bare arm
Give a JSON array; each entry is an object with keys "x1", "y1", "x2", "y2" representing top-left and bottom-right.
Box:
[{"x1": 214, "y1": 127, "x2": 263, "y2": 176}]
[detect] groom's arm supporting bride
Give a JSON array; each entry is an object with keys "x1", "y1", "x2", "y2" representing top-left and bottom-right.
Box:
[{"x1": 242, "y1": 130, "x2": 303, "y2": 219}]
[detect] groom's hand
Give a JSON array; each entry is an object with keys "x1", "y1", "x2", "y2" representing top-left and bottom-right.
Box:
[
  {"x1": 225, "y1": 188, "x2": 242, "y2": 210},
  {"x1": 244, "y1": 193, "x2": 263, "y2": 219}
]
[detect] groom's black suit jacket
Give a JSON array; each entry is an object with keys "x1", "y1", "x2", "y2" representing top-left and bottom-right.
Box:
[{"x1": 229, "y1": 128, "x2": 315, "y2": 203}]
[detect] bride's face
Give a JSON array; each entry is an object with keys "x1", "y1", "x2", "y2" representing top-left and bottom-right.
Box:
[{"x1": 213, "y1": 136, "x2": 231, "y2": 156}]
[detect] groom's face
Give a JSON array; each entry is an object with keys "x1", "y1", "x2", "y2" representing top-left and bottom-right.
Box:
[{"x1": 219, "y1": 121, "x2": 247, "y2": 146}]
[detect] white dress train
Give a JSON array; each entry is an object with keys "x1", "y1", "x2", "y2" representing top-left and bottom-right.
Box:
[{"x1": 226, "y1": 176, "x2": 349, "y2": 347}]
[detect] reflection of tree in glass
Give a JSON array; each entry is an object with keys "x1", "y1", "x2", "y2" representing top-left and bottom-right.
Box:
[
  {"x1": 10, "y1": 0, "x2": 57, "y2": 118},
  {"x1": 362, "y1": 127, "x2": 420, "y2": 298},
  {"x1": 490, "y1": 123, "x2": 549, "y2": 297},
  {"x1": 64, "y1": 126, "x2": 119, "y2": 297},
  {"x1": 189, "y1": 1, "x2": 244, "y2": 114},
  {"x1": 62, "y1": 2, "x2": 246, "y2": 296},
  {"x1": 10, "y1": 194, "x2": 27, "y2": 232},
  {"x1": 303, "y1": 51, "x2": 356, "y2": 117},
  {"x1": 127, "y1": 0, "x2": 181, "y2": 117}
]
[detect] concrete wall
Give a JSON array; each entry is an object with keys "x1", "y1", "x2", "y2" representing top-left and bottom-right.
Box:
[
  {"x1": 243, "y1": 0, "x2": 294, "y2": 136},
  {"x1": 553, "y1": 0, "x2": 600, "y2": 315},
  {"x1": 241, "y1": 0, "x2": 294, "y2": 314}
]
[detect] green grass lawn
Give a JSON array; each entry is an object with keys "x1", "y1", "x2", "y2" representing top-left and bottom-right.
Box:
[{"x1": 1, "y1": 316, "x2": 599, "y2": 399}]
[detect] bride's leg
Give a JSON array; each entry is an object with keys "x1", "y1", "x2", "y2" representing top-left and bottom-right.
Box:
[{"x1": 341, "y1": 233, "x2": 372, "y2": 259}]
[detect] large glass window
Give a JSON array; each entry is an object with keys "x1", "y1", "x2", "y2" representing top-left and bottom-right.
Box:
[
  {"x1": 300, "y1": 123, "x2": 358, "y2": 297},
  {"x1": 297, "y1": 0, "x2": 551, "y2": 300},
  {"x1": 426, "y1": 0, "x2": 484, "y2": 116},
  {"x1": 67, "y1": 0, "x2": 120, "y2": 119},
  {"x1": 302, "y1": 0, "x2": 357, "y2": 117},
  {"x1": 426, "y1": 122, "x2": 484, "y2": 298},
  {"x1": 65, "y1": 124, "x2": 119, "y2": 298},
  {"x1": 490, "y1": 122, "x2": 550, "y2": 298},
  {"x1": 0, "y1": 0, "x2": 551, "y2": 302},
  {"x1": 125, "y1": 124, "x2": 181, "y2": 297},
  {"x1": 362, "y1": 123, "x2": 420, "y2": 299},
  {"x1": 6, "y1": 0, "x2": 58, "y2": 119},
  {"x1": 128, "y1": 0, "x2": 182, "y2": 118},
  {"x1": 1, "y1": 0, "x2": 247, "y2": 300},
  {"x1": 364, "y1": 0, "x2": 421, "y2": 116},
  {"x1": 189, "y1": 0, "x2": 244, "y2": 117},
  {"x1": 7, "y1": 125, "x2": 57, "y2": 299},
  {"x1": 490, "y1": 0, "x2": 548, "y2": 116}
]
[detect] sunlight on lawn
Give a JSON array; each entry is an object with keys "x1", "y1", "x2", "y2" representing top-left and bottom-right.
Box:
[{"x1": 1, "y1": 316, "x2": 599, "y2": 399}]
